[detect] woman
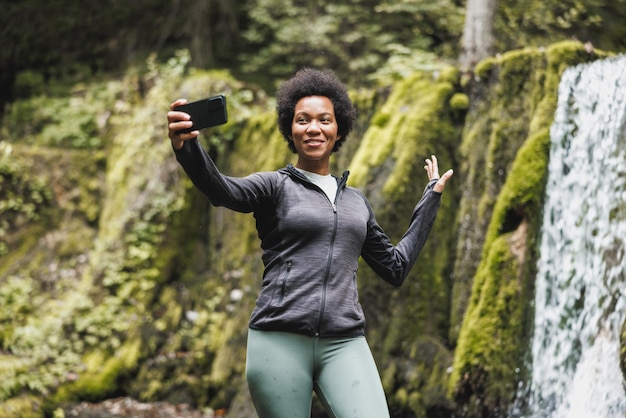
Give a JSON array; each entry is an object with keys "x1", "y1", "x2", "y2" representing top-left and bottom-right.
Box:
[{"x1": 167, "y1": 68, "x2": 453, "y2": 418}]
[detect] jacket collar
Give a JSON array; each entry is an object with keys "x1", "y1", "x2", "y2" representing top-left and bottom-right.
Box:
[{"x1": 285, "y1": 163, "x2": 350, "y2": 188}]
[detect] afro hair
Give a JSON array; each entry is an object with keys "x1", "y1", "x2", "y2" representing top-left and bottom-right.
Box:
[{"x1": 276, "y1": 68, "x2": 356, "y2": 153}]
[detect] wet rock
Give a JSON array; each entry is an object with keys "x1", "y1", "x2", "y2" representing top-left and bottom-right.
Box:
[{"x1": 64, "y1": 397, "x2": 224, "y2": 418}]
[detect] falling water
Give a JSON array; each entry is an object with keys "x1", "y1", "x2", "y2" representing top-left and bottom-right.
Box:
[{"x1": 523, "y1": 55, "x2": 626, "y2": 417}]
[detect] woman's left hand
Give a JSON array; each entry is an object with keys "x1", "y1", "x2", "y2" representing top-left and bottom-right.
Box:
[{"x1": 424, "y1": 155, "x2": 453, "y2": 193}]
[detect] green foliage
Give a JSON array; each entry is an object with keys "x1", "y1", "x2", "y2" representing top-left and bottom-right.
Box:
[
  {"x1": 0, "y1": 22, "x2": 623, "y2": 417},
  {"x1": 0, "y1": 51, "x2": 213, "y2": 407},
  {"x1": 495, "y1": 0, "x2": 626, "y2": 53},
  {"x1": 0, "y1": 275, "x2": 86, "y2": 401},
  {"x1": 368, "y1": 45, "x2": 450, "y2": 87},
  {"x1": 0, "y1": 140, "x2": 107, "y2": 402},
  {"x1": 1, "y1": 0, "x2": 179, "y2": 79},
  {"x1": 376, "y1": 0, "x2": 464, "y2": 54},
  {"x1": 240, "y1": 0, "x2": 379, "y2": 85},
  {"x1": 44, "y1": 53, "x2": 272, "y2": 410},
  {"x1": 1, "y1": 77, "x2": 131, "y2": 149},
  {"x1": 0, "y1": 143, "x2": 52, "y2": 257},
  {"x1": 2, "y1": 0, "x2": 626, "y2": 112},
  {"x1": 14, "y1": 71, "x2": 46, "y2": 99},
  {"x1": 239, "y1": 0, "x2": 462, "y2": 88}
]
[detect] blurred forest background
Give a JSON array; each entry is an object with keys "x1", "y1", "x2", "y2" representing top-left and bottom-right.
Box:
[
  {"x1": 2, "y1": 0, "x2": 626, "y2": 105},
  {"x1": 1, "y1": 1, "x2": 626, "y2": 418}
]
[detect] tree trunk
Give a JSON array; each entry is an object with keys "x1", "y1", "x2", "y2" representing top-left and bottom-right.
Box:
[
  {"x1": 189, "y1": 0, "x2": 214, "y2": 68},
  {"x1": 460, "y1": 0, "x2": 497, "y2": 70}
]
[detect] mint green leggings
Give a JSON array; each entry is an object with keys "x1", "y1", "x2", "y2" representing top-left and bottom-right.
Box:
[{"x1": 246, "y1": 329, "x2": 391, "y2": 418}]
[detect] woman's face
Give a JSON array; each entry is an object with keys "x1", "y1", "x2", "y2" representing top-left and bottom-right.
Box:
[{"x1": 291, "y1": 95, "x2": 341, "y2": 173}]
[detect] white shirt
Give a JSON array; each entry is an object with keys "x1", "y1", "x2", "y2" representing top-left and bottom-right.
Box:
[{"x1": 296, "y1": 168, "x2": 338, "y2": 204}]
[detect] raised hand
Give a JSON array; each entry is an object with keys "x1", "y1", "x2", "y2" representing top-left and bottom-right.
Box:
[{"x1": 424, "y1": 155, "x2": 453, "y2": 193}]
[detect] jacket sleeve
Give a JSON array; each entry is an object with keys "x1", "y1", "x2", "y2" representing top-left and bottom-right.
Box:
[
  {"x1": 360, "y1": 179, "x2": 441, "y2": 287},
  {"x1": 173, "y1": 138, "x2": 274, "y2": 213}
]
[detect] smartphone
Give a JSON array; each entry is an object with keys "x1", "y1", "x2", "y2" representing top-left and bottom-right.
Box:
[{"x1": 174, "y1": 95, "x2": 228, "y2": 134}]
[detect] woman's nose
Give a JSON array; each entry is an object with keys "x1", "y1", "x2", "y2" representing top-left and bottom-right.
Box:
[{"x1": 306, "y1": 119, "x2": 320, "y2": 132}]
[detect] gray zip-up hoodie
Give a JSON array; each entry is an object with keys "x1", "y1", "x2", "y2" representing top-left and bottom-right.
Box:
[{"x1": 175, "y1": 138, "x2": 442, "y2": 337}]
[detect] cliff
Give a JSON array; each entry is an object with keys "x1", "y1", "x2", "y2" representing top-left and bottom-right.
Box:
[{"x1": 0, "y1": 42, "x2": 620, "y2": 417}]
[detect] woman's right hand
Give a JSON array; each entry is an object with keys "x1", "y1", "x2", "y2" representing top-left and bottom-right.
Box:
[{"x1": 167, "y1": 99, "x2": 199, "y2": 150}]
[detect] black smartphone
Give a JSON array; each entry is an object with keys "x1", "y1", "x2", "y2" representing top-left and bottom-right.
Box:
[{"x1": 174, "y1": 95, "x2": 228, "y2": 134}]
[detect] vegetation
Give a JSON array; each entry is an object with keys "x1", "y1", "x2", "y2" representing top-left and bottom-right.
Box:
[
  {"x1": 2, "y1": 0, "x2": 625, "y2": 105},
  {"x1": 448, "y1": 41, "x2": 609, "y2": 416},
  {"x1": 0, "y1": 1, "x2": 624, "y2": 417}
]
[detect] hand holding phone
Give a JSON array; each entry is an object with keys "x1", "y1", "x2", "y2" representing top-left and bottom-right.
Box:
[{"x1": 173, "y1": 95, "x2": 228, "y2": 134}]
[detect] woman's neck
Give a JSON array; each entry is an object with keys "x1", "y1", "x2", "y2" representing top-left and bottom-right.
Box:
[{"x1": 295, "y1": 158, "x2": 330, "y2": 175}]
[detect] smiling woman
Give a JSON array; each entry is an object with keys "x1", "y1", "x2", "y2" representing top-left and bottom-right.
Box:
[
  {"x1": 166, "y1": 67, "x2": 452, "y2": 418},
  {"x1": 276, "y1": 68, "x2": 356, "y2": 155},
  {"x1": 290, "y1": 96, "x2": 340, "y2": 174}
]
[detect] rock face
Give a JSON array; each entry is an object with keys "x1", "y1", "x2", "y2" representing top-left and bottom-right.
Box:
[{"x1": 0, "y1": 42, "x2": 620, "y2": 418}]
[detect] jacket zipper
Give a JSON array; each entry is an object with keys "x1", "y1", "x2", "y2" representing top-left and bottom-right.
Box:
[
  {"x1": 315, "y1": 172, "x2": 348, "y2": 335},
  {"x1": 316, "y1": 205, "x2": 338, "y2": 335}
]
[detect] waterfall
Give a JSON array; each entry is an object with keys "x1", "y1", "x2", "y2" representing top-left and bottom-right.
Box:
[{"x1": 522, "y1": 55, "x2": 626, "y2": 417}]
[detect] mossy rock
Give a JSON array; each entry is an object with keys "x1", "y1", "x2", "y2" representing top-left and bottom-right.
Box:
[
  {"x1": 0, "y1": 395, "x2": 44, "y2": 418},
  {"x1": 448, "y1": 41, "x2": 610, "y2": 416}
]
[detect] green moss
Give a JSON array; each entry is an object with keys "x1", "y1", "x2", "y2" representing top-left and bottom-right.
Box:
[
  {"x1": 526, "y1": 40, "x2": 611, "y2": 136},
  {"x1": 370, "y1": 112, "x2": 390, "y2": 128},
  {"x1": 449, "y1": 93, "x2": 469, "y2": 111},
  {"x1": 462, "y1": 129, "x2": 550, "y2": 339},
  {"x1": 229, "y1": 112, "x2": 290, "y2": 174},
  {"x1": 545, "y1": 40, "x2": 612, "y2": 74},
  {"x1": 0, "y1": 395, "x2": 44, "y2": 418},
  {"x1": 449, "y1": 41, "x2": 609, "y2": 350},
  {"x1": 497, "y1": 48, "x2": 544, "y2": 97},
  {"x1": 438, "y1": 66, "x2": 461, "y2": 85},
  {"x1": 449, "y1": 235, "x2": 521, "y2": 407},
  {"x1": 384, "y1": 336, "x2": 454, "y2": 417},
  {"x1": 474, "y1": 56, "x2": 497, "y2": 79},
  {"x1": 54, "y1": 340, "x2": 141, "y2": 403},
  {"x1": 447, "y1": 41, "x2": 612, "y2": 416},
  {"x1": 487, "y1": 129, "x2": 550, "y2": 243},
  {"x1": 349, "y1": 70, "x2": 458, "y2": 198},
  {"x1": 0, "y1": 53, "x2": 204, "y2": 411},
  {"x1": 449, "y1": 131, "x2": 551, "y2": 411}
]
